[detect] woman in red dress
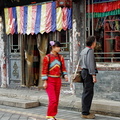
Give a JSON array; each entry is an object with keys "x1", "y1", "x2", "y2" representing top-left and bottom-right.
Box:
[{"x1": 42, "y1": 41, "x2": 68, "y2": 120}]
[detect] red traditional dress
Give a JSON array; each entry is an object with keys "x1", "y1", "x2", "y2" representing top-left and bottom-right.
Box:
[{"x1": 41, "y1": 53, "x2": 67, "y2": 118}]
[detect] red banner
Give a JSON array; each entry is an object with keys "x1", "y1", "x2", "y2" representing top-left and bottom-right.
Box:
[{"x1": 87, "y1": 1, "x2": 120, "y2": 13}]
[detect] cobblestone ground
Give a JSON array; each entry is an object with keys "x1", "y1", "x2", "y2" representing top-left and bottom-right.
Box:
[{"x1": 0, "y1": 105, "x2": 120, "y2": 120}]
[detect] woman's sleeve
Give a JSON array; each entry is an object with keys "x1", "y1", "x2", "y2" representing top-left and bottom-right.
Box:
[
  {"x1": 41, "y1": 55, "x2": 49, "y2": 80},
  {"x1": 61, "y1": 56, "x2": 67, "y2": 75}
]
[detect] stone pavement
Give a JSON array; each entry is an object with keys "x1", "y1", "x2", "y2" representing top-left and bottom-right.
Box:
[
  {"x1": 0, "y1": 88, "x2": 120, "y2": 117},
  {"x1": 0, "y1": 105, "x2": 120, "y2": 120}
]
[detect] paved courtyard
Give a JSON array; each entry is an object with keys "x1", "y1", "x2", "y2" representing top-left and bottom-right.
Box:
[{"x1": 0, "y1": 105, "x2": 120, "y2": 120}]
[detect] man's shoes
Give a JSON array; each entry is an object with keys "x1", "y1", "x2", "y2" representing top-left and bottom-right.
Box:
[{"x1": 81, "y1": 113, "x2": 95, "y2": 119}]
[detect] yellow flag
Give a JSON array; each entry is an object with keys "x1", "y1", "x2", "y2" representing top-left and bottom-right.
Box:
[
  {"x1": 16, "y1": 6, "x2": 21, "y2": 34},
  {"x1": 27, "y1": 6, "x2": 32, "y2": 35},
  {"x1": 40, "y1": 4, "x2": 46, "y2": 34},
  {"x1": 4, "y1": 8, "x2": 10, "y2": 34},
  {"x1": 56, "y1": 7, "x2": 62, "y2": 31}
]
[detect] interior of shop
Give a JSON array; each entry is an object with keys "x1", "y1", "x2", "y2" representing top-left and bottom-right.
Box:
[
  {"x1": 86, "y1": 0, "x2": 120, "y2": 62},
  {"x1": 94, "y1": 15, "x2": 120, "y2": 62}
]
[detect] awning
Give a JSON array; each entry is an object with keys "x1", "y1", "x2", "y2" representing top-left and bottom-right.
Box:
[
  {"x1": 87, "y1": 1, "x2": 120, "y2": 18},
  {"x1": 87, "y1": 1, "x2": 120, "y2": 13},
  {"x1": 4, "y1": 1, "x2": 72, "y2": 35},
  {"x1": 86, "y1": 0, "x2": 118, "y2": 4},
  {"x1": 87, "y1": 9, "x2": 120, "y2": 18}
]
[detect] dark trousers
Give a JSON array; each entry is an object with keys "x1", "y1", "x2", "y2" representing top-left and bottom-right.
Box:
[{"x1": 81, "y1": 69, "x2": 94, "y2": 115}]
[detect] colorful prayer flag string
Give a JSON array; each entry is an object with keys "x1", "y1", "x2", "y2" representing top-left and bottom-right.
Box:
[{"x1": 4, "y1": 1, "x2": 72, "y2": 35}]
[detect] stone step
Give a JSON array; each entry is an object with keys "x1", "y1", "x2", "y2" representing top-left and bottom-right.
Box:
[{"x1": 0, "y1": 96, "x2": 40, "y2": 109}]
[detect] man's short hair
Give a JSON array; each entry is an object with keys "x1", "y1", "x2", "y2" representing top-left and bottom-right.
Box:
[{"x1": 86, "y1": 36, "x2": 96, "y2": 47}]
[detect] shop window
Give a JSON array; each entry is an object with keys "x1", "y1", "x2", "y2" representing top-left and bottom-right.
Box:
[
  {"x1": 94, "y1": 16, "x2": 120, "y2": 62},
  {"x1": 48, "y1": 30, "x2": 70, "y2": 53},
  {"x1": 9, "y1": 34, "x2": 20, "y2": 54},
  {"x1": 56, "y1": 30, "x2": 70, "y2": 52},
  {"x1": 86, "y1": 0, "x2": 120, "y2": 63}
]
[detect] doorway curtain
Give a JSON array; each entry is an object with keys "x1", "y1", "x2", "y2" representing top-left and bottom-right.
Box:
[
  {"x1": 24, "y1": 34, "x2": 48, "y2": 87},
  {"x1": 37, "y1": 34, "x2": 48, "y2": 88},
  {"x1": 24, "y1": 35, "x2": 35, "y2": 87}
]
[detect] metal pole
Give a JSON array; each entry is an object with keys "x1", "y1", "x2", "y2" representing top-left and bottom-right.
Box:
[
  {"x1": 85, "y1": 0, "x2": 86, "y2": 45},
  {"x1": 92, "y1": 0, "x2": 94, "y2": 36},
  {"x1": 88, "y1": 0, "x2": 90, "y2": 36}
]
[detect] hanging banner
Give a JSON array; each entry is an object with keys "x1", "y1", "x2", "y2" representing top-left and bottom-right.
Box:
[
  {"x1": 87, "y1": 1, "x2": 120, "y2": 13},
  {"x1": 12, "y1": 7, "x2": 17, "y2": 34},
  {"x1": 31, "y1": 5, "x2": 37, "y2": 35},
  {"x1": 62, "y1": 7, "x2": 68, "y2": 31},
  {"x1": 4, "y1": 8, "x2": 9, "y2": 34},
  {"x1": 20, "y1": 6, "x2": 24, "y2": 34},
  {"x1": 56, "y1": 7, "x2": 62, "y2": 31},
  {"x1": 67, "y1": 8, "x2": 72, "y2": 29},
  {"x1": 46, "y1": 2, "x2": 52, "y2": 33},
  {"x1": 40, "y1": 4, "x2": 47, "y2": 34},
  {"x1": 34, "y1": 5, "x2": 41, "y2": 34},
  {"x1": 51, "y1": 2, "x2": 56, "y2": 32},
  {"x1": 23, "y1": 6, "x2": 28, "y2": 34},
  {"x1": 86, "y1": 0, "x2": 118, "y2": 4},
  {"x1": 87, "y1": 1, "x2": 120, "y2": 18},
  {"x1": 4, "y1": 1, "x2": 72, "y2": 35},
  {"x1": 16, "y1": 6, "x2": 21, "y2": 34},
  {"x1": 87, "y1": 9, "x2": 120, "y2": 18}
]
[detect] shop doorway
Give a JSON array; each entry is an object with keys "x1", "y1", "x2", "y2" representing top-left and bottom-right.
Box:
[
  {"x1": 8, "y1": 31, "x2": 70, "y2": 87},
  {"x1": 24, "y1": 35, "x2": 40, "y2": 87}
]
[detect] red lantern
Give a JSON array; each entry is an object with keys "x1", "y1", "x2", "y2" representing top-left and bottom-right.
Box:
[{"x1": 56, "y1": 0, "x2": 72, "y2": 8}]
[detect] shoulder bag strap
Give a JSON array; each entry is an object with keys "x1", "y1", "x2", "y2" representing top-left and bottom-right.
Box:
[{"x1": 74, "y1": 56, "x2": 82, "y2": 78}]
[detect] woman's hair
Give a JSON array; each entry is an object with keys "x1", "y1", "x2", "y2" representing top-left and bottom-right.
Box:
[
  {"x1": 50, "y1": 41, "x2": 61, "y2": 47},
  {"x1": 86, "y1": 36, "x2": 96, "y2": 47},
  {"x1": 49, "y1": 41, "x2": 61, "y2": 52}
]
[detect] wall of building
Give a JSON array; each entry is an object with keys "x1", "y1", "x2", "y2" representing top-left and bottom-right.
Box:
[
  {"x1": 0, "y1": 13, "x2": 7, "y2": 88},
  {"x1": 74, "y1": 71, "x2": 120, "y2": 101}
]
